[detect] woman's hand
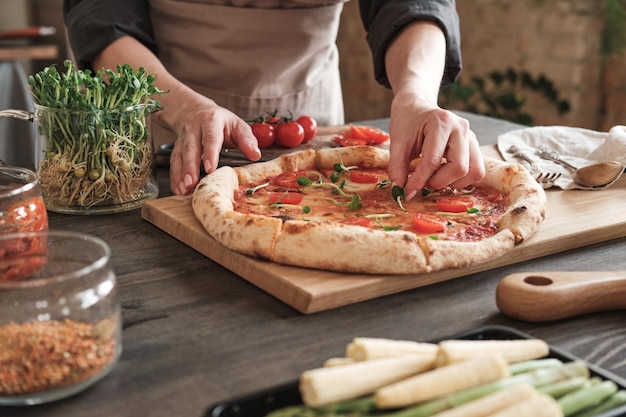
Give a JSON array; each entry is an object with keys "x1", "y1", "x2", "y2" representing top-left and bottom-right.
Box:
[
  {"x1": 166, "y1": 97, "x2": 261, "y2": 195},
  {"x1": 387, "y1": 93, "x2": 485, "y2": 200},
  {"x1": 383, "y1": 21, "x2": 485, "y2": 200},
  {"x1": 91, "y1": 35, "x2": 262, "y2": 196}
]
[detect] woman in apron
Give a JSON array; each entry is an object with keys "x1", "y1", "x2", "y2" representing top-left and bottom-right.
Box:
[{"x1": 64, "y1": 0, "x2": 484, "y2": 199}]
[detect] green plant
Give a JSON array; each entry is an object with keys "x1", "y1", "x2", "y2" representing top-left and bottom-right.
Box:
[
  {"x1": 438, "y1": 68, "x2": 571, "y2": 126},
  {"x1": 602, "y1": 0, "x2": 626, "y2": 57},
  {"x1": 28, "y1": 60, "x2": 164, "y2": 208},
  {"x1": 534, "y1": 0, "x2": 626, "y2": 57}
]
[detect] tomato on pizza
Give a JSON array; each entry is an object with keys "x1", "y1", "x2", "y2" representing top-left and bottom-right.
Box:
[{"x1": 192, "y1": 146, "x2": 546, "y2": 275}]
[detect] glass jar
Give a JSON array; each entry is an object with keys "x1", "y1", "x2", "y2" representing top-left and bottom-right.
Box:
[
  {"x1": 0, "y1": 166, "x2": 48, "y2": 239},
  {"x1": 0, "y1": 231, "x2": 121, "y2": 405},
  {"x1": 34, "y1": 103, "x2": 160, "y2": 214}
]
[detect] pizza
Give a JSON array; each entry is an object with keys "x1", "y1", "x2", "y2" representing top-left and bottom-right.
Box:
[{"x1": 191, "y1": 146, "x2": 546, "y2": 275}]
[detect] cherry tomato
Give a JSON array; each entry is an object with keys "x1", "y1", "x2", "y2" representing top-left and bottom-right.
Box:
[
  {"x1": 412, "y1": 213, "x2": 447, "y2": 234},
  {"x1": 349, "y1": 170, "x2": 380, "y2": 184},
  {"x1": 251, "y1": 122, "x2": 276, "y2": 149},
  {"x1": 296, "y1": 115, "x2": 318, "y2": 143},
  {"x1": 340, "y1": 217, "x2": 371, "y2": 227},
  {"x1": 276, "y1": 122, "x2": 305, "y2": 148},
  {"x1": 268, "y1": 192, "x2": 304, "y2": 205},
  {"x1": 272, "y1": 170, "x2": 309, "y2": 189},
  {"x1": 266, "y1": 116, "x2": 282, "y2": 124},
  {"x1": 333, "y1": 134, "x2": 367, "y2": 147},
  {"x1": 436, "y1": 197, "x2": 474, "y2": 213},
  {"x1": 349, "y1": 125, "x2": 390, "y2": 145}
]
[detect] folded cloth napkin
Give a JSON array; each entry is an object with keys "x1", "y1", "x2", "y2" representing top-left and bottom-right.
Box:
[{"x1": 497, "y1": 125, "x2": 626, "y2": 190}]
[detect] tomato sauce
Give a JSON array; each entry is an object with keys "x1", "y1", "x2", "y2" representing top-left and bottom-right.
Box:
[
  {"x1": 1, "y1": 196, "x2": 48, "y2": 235},
  {"x1": 1, "y1": 183, "x2": 49, "y2": 281},
  {"x1": 234, "y1": 169, "x2": 506, "y2": 243}
]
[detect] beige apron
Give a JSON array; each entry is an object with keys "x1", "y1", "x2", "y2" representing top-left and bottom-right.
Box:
[{"x1": 149, "y1": 0, "x2": 346, "y2": 146}]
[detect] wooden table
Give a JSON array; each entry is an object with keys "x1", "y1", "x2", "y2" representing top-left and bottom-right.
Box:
[{"x1": 9, "y1": 113, "x2": 626, "y2": 417}]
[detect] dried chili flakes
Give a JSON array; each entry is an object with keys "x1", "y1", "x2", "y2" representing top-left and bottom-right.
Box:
[{"x1": 0, "y1": 318, "x2": 117, "y2": 396}]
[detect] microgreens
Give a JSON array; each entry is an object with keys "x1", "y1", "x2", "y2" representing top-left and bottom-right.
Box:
[
  {"x1": 349, "y1": 195, "x2": 362, "y2": 210},
  {"x1": 246, "y1": 182, "x2": 269, "y2": 195},
  {"x1": 436, "y1": 207, "x2": 483, "y2": 217},
  {"x1": 297, "y1": 176, "x2": 362, "y2": 210},
  {"x1": 329, "y1": 154, "x2": 358, "y2": 182},
  {"x1": 391, "y1": 185, "x2": 407, "y2": 212},
  {"x1": 269, "y1": 201, "x2": 312, "y2": 220},
  {"x1": 297, "y1": 177, "x2": 356, "y2": 197},
  {"x1": 355, "y1": 213, "x2": 400, "y2": 231},
  {"x1": 377, "y1": 180, "x2": 391, "y2": 189},
  {"x1": 356, "y1": 213, "x2": 396, "y2": 219},
  {"x1": 333, "y1": 162, "x2": 358, "y2": 173},
  {"x1": 27, "y1": 60, "x2": 165, "y2": 208},
  {"x1": 382, "y1": 224, "x2": 403, "y2": 231}
]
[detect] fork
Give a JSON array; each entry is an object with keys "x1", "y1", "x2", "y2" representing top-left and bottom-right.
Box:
[
  {"x1": 534, "y1": 172, "x2": 562, "y2": 189},
  {"x1": 508, "y1": 145, "x2": 541, "y2": 176}
]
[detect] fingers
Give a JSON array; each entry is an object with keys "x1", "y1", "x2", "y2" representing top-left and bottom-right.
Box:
[
  {"x1": 169, "y1": 110, "x2": 260, "y2": 196},
  {"x1": 225, "y1": 121, "x2": 262, "y2": 163},
  {"x1": 387, "y1": 139, "x2": 414, "y2": 190},
  {"x1": 169, "y1": 123, "x2": 206, "y2": 196},
  {"x1": 389, "y1": 109, "x2": 485, "y2": 200}
]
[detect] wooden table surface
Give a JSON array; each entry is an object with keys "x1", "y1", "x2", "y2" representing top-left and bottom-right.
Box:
[{"x1": 8, "y1": 112, "x2": 626, "y2": 417}]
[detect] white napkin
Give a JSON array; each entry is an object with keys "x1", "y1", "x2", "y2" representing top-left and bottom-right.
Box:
[{"x1": 497, "y1": 125, "x2": 626, "y2": 190}]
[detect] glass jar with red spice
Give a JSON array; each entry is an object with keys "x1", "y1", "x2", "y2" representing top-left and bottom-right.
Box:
[{"x1": 0, "y1": 230, "x2": 121, "y2": 405}]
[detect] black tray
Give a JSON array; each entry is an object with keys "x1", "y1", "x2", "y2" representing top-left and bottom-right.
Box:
[{"x1": 205, "y1": 325, "x2": 626, "y2": 417}]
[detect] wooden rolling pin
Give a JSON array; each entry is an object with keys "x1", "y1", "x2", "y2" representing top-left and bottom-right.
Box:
[{"x1": 495, "y1": 271, "x2": 626, "y2": 322}]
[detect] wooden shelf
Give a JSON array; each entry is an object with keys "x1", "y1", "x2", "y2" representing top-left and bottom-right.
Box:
[{"x1": 0, "y1": 44, "x2": 58, "y2": 61}]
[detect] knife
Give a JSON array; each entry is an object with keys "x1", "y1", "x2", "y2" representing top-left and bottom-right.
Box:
[{"x1": 495, "y1": 271, "x2": 626, "y2": 322}]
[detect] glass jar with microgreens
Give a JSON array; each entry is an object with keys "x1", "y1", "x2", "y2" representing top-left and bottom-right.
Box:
[{"x1": 28, "y1": 60, "x2": 164, "y2": 214}]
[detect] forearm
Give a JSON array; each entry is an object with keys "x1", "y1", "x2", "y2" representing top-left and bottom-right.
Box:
[
  {"x1": 384, "y1": 21, "x2": 447, "y2": 106},
  {"x1": 93, "y1": 36, "x2": 212, "y2": 134}
]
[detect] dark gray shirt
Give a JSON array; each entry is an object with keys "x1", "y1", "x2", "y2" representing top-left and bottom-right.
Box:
[{"x1": 63, "y1": 0, "x2": 461, "y2": 89}]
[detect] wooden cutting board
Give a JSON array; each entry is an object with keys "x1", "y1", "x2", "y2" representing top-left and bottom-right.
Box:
[{"x1": 141, "y1": 145, "x2": 626, "y2": 314}]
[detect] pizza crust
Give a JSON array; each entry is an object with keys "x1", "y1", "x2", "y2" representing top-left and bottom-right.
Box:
[
  {"x1": 192, "y1": 148, "x2": 546, "y2": 275},
  {"x1": 480, "y1": 158, "x2": 547, "y2": 243},
  {"x1": 316, "y1": 146, "x2": 390, "y2": 170},
  {"x1": 422, "y1": 230, "x2": 516, "y2": 272},
  {"x1": 273, "y1": 221, "x2": 430, "y2": 274},
  {"x1": 192, "y1": 166, "x2": 281, "y2": 258},
  {"x1": 236, "y1": 148, "x2": 318, "y2": 186}
]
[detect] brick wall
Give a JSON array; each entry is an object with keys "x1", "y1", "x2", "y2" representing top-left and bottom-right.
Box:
[
  {"x1": 337, "y1": 0, "x2": 626, "y2": 130},
  {"x1": 337, "y1": 1, "x2": 393, "y2": 123}
]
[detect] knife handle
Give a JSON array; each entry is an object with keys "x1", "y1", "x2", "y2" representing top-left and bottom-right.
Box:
[{"x1": 495, "y1": 271, "x2": 626, "y2": 322}]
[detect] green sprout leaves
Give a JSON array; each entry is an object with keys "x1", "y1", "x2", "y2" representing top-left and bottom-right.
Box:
[{"x1": 392, "y1": 185, "x2": 407, "y2": 212}]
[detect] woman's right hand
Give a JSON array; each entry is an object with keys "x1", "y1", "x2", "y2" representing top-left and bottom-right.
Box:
[
  {"x1": 92, "y1": 35, "x2": 262, "y2": 196},
  {"x1": 162, "y1": 93, "x2": 261, "y2": 195}
]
